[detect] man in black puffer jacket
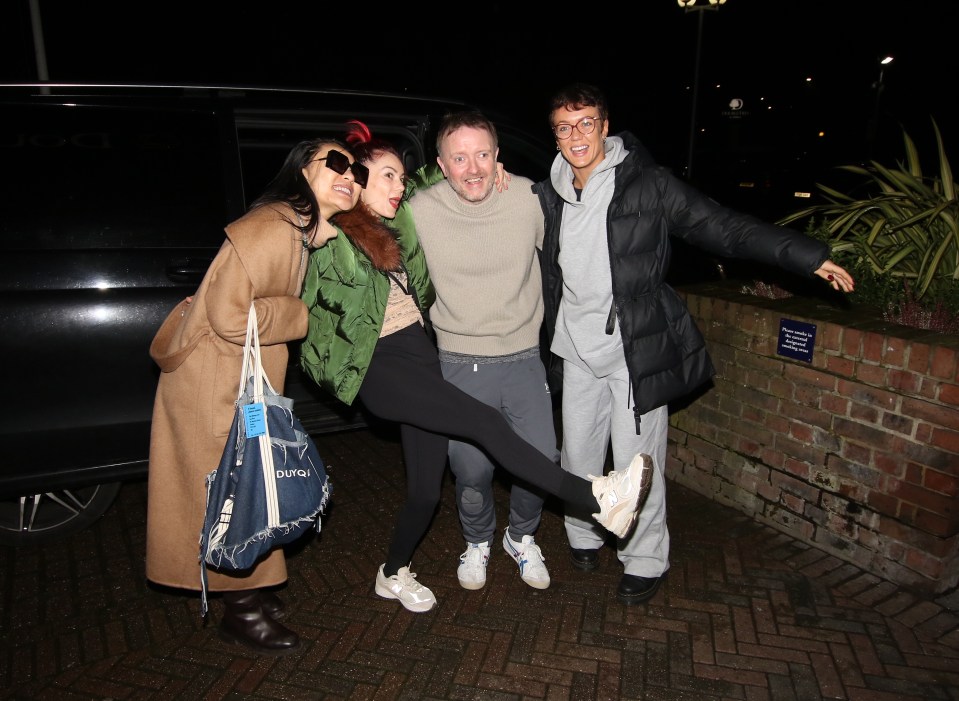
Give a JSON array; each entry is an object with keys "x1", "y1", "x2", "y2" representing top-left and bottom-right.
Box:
[{"x1": 532, "y1": 83, "x2": 854, "y2": 605}]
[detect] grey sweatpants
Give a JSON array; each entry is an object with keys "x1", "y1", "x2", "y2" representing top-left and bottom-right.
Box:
[
  {"x1": 440, "y1": 352, "x2": 559, "y2": 545},
  {"x1": 560, "y1": 361, "x2": 670, "y2": 578}
]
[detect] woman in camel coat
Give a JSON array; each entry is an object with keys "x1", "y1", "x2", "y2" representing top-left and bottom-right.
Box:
[{"x1": 146, "y1": 138, "x2": 366, "y2": 656}]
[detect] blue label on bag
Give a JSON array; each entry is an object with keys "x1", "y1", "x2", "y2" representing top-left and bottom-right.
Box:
[{"x1": 243, "y1": 402, "x2": 266, "y2": 437}]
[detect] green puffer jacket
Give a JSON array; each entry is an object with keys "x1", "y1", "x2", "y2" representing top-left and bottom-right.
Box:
[{"x1": 300, "y1": 201, "x2": 434, "y2": 405}]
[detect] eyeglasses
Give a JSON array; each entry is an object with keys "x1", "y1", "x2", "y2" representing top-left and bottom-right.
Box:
[
  {"x1": 552, "y1": 116, "x2": 601, "y2": 140},
  {"x1": 313, "y1": 149, "x2": 369, "y2": 188}
]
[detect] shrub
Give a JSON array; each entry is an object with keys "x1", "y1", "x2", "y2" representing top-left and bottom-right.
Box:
[{"x1": 768, "y1": 120, "x2": 959, "y2": 332}]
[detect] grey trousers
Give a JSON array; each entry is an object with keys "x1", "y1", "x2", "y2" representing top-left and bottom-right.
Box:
[
  {"x1": 440, "y1": 354, "x2": 559, "y2": 544},
  {"x1": 560, "y1": 361, "x2": 670, "y2": 578}
]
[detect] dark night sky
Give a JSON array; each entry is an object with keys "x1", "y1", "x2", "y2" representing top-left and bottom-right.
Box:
[{"x1": 3, "y1": 0, "x2": 957, "y2": 188}]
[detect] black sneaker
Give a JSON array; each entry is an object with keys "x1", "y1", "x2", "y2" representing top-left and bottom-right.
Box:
[
  {"x1": 617, "y1": 573, "x2": 665, "y2": 605},
  {"x1": 569, "y1": 547, "x2": 600, "y2": 571}
]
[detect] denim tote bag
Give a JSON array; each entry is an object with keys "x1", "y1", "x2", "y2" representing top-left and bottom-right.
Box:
[{"x1": 199, "y1": 304, "x2": 331, "y2": 615}]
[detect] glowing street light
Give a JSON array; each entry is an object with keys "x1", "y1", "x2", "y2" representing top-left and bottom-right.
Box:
[{"x1": 677, "y1": 0, "x2": 727, "y2": 180}]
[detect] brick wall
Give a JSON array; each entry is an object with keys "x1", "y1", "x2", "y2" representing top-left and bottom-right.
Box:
[{"x1": 668, "y1": 282, "x2": 959, "y2": 595}]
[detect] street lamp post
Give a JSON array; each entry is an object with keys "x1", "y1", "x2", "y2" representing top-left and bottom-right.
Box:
[
  {"x1": 869, "y1": 55, "x2": 894, "y2": 158},
  {"x1": 678, "y1": 0, "x2": 726, "y2": 181}
]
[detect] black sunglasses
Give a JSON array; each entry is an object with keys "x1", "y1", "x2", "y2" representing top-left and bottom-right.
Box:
[{"x1": 314, "y1": 149, "x2": 369, "y2": 188}]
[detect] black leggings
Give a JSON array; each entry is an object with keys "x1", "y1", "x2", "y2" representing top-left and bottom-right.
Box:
[{"x1": 357, "y1": 324, "x2": 596, "y2": 576}]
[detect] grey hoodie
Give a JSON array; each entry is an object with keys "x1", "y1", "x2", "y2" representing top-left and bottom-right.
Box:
[{"x1": 549, "y1": 135, "x2": 628, "y2": 378}]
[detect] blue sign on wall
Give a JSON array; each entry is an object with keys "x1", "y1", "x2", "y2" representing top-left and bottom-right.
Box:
[{"x1": 777, "y1": 318, "x2": 817, "y2": 362}]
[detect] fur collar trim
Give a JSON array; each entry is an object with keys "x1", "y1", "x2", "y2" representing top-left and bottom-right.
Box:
[{"x1": 332, "y1": 205, "x2": 401, "y2": 272}]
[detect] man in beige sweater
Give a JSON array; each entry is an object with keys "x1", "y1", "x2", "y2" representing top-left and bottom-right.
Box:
[{"x1": 411, "y1": 111, "x2": 557, "y2": 591}]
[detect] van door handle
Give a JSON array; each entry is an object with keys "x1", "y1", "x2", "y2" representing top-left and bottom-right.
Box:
[{"x1": 165, "y1": 257, "x2": 213, "y2": 283}]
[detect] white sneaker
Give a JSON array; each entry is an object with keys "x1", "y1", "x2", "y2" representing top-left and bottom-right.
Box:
[
  {"x1": 589, "y1": 452, "x2": 653, "y2": 539},
  {"x1": 502, "y1": 530, "x2": 550, "y2": 589},
  {"x1": 374, "y1": 565, "x2": 436, "y2": 613},
  {"x1": 457, "y1": 541, "x2": 491, "y2": 590}
]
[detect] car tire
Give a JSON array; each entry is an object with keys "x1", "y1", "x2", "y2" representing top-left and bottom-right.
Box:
[{"x1": 0, "y1": 482, "x2": 122, "y2": 546}]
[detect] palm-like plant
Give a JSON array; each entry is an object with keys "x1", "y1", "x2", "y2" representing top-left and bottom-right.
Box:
[{"x1": 778, "y1": 120, "x2": 959, "y2": 304}]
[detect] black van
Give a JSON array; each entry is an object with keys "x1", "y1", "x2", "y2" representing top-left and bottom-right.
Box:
[{"x1": 0, "y1": 83, "x2": 553, "y2": 545}]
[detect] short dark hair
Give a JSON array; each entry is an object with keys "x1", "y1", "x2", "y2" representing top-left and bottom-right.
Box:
[
  {"x1": 436, "y1": 111, "x2": 498, "y2": 155},
  {"x1": 548, "y1": 83, "x2": 608, "y2": 125}
]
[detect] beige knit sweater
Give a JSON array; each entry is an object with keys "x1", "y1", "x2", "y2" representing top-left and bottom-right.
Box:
[{"x1": 410, "y1": 176, "x2": 545, "y2": 357}]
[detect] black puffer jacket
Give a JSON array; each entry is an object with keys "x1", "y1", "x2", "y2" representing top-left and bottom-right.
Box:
[{"x1": 533, "y1": 131, "x2": 829, "y2": 430}]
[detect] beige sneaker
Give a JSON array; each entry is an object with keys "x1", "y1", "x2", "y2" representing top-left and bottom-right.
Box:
[
  {"x1": 374, "y1": 565, "x2": 436, "y2": 613},
  {"x1": 589, "y1": 453, "x2": 653, "y2": 539}
]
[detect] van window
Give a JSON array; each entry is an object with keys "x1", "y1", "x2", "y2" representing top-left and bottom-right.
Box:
[{"x1": 0, "y1": 103, "x2": 230, "y2": 250}]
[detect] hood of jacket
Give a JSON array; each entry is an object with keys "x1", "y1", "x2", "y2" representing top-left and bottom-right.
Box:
[{"x1": 549, "y1": 135, "x2": 630, "y2": 206}]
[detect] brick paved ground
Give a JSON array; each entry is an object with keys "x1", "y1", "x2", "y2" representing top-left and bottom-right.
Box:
[{"x1": 2, "y1": 424, "x2": 959, "y2": 700}]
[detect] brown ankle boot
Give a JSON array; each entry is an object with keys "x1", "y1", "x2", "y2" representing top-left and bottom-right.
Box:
[
  {"x1": 259, "y1": 589, "x2": 286, "y2": 620},
  {"x1": 218, "y1": 589, "x2": 300, "y2": 656}
]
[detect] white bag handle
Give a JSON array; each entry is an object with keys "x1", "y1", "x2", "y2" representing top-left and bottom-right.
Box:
[
  {"x1": 239, "y1": 303, "x2": 282, "y2": 528},
  {"x1": 238, "y1": 304, "x2": 278, "y2": 403}
]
